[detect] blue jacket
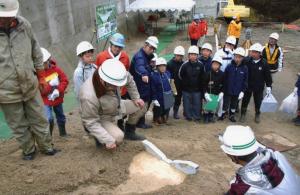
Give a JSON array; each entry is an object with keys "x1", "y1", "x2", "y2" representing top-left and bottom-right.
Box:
[
  {"x1": 150, "y1": 71, "x2": 172, "y2": 108},
  {"x1": 296, "y1": 74, "x2": 300, "y2": 96},
  {"x1": 224, "y1": 60, "x2": 248, "y2": 96},
  {"x1": 130, "y1": 48, "x2": 153, "y2": 101},
  {"x1": 198, "y1": 56, "x2": 212, "y2": 72}
]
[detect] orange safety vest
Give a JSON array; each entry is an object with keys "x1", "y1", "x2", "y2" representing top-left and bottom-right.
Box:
[{"x1": 265, "y1": 44, "x2": 279, "y2": 65}]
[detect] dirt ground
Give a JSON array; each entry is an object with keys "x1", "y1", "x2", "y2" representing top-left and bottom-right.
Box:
[{"x1": 1, "y1": 21, "x2": 300, "y2": 195}]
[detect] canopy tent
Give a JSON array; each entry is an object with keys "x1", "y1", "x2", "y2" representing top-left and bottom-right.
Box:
[{"x1": 127, "y1": 0, "x2": 196, "y2": 13}]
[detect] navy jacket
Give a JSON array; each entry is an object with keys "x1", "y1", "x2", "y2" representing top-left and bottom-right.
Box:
[
  {"x1": 178, "y1": 60, "x2": 205, "y2": 92},
  {"x1": 224, "y1": 60, "x2": 248, "y2": 96},
  {"x1": 167, "y1": 57, "x2": 184, "y2": 89},
  {"x1": 296, "y1": 74, "x2": 300, "y2": 97},
  {"x1": 243, "y1": 57, "x2": 272, "y2": 92},
  {"x1": 203, "y1": 70, "x2": 224, "y2": 95},
  {"x1": 150, "y1": 71, "x2": 172, "y2": 108},
  {"x1": 198, "y1": 56, "x2": 212, "y2": 72},
  {"x1": 130, "y1": 48, "x2": 154, "y2": 101}
]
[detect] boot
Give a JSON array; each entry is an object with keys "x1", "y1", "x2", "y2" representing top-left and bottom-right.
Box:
[
  {"x1": 153, "y1": 117, "x2": 163, "y2": 125},
  {"x1": 218, "y1": 112, "x2": 227, "y2": 121},
  {"x1": 239, "y1": 109, "x2": 247, "y2": 123},
  {"x1": 125, "y1": 123, "x2": 145, "y2": 141},
  {"x1": 173, "y1": 106, "x2": 180, "y2": 119},
  {"x1": 22, "y1": 148, "x2": 37, "y2": 161},
  {"x1": 136, "y1": 116, "x2": 152, "y2": 129},
  {"x1": 117, "y1": 119, "x2": 125, "y2": 132},
  {"x1": 58, "y1": 123, "x2": 67, "y2": 137},
  {"x1": 49, "y1": 120, "x2": 54, "y2": 136},
  {"x1": 208, "y1": 113, "x2": 215, "y2": 123},
  {"x1": 255, "y1": 113, "x2": 261, "y2": 123},
  {"x1": 203, "y1": 113, "x2": 209, "y2": 124},
  {"x1": 229, "y1": 111, "x2": 236, "y2": 122}
]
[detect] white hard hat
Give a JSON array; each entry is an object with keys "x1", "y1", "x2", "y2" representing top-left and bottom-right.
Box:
[
  {"x1": 41, "y1": 48, "x2": 51, "y2": 63},
  {"x1": 174, "y1": 46, "x2": 185, "y2": 56},
  {"x1": 188, "y1": 46, "x2": 199, "y2": 55},
  {"x1": 98, "y1": 59, "x2": 127, "y2": 87},
  {"x1": 225, "y1": 36, "x2": 236, "y2": 45},
  {"x1": 0, "y1": 0, "x2": 19, "y2": 17},
  {"x1": 201, "y1": 43, "x2": 213, "y2": 51},
  {"x1": 212, "y1": 55, "x2": 223, "y2": 65},
  {"x1": 199, "y1": 13, "x2": 205, "y2": 19},
  {"x1": 249, "y1": 43, "x2": 263, "y2": 53},
  {"x1": 151, "y1": 53, "x2": 158, "y2": 62},
  {"x1": 145, "y1": 36, "x2": 159, "y2": 49},
  {"x1": 220, "y1": 125, "x2": 260, "y2": 156},
  {"x1": 233, "y1": 47, "x2": 246, "y2": 57},
  {"x1": 155, "y1": 57, "x2": 167, "y2": 66},
  {"x1": 269, "y1": 32, "x2": 279, "y2": 40},
  {"x1": 76, "y1": 41, "x2": 94, "y2": 56},
  {"x1": 193, "y1": 14, "x2": 200, "y2": 20}
]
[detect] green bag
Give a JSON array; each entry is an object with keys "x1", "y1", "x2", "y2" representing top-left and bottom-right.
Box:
[{"x1": 203, "y1": 94, "x2": 219, "y2": 112}]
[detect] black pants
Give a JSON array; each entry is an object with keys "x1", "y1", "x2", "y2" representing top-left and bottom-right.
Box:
[
  {"x1": 241, "y1": 90, "x2": 264, "y2": 114},
  {"x1": 223, "y1": 95, "x2": 239, "y2": 113},
  {"x1": 153, "y1": 106, "x2": 170, "y2": 119},
  {"x1": 174, "y1": 86, "x2": 183, "y2": 108},
  {"x1": 190, "y1": 39, "x2": 198, "y2": 46},
  {"x1": 235, "y1": 38, "x2": 239, "y2": 49}
]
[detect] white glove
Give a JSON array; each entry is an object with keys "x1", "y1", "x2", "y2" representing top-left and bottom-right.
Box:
[
  {"x1": 266, "y1": 87, "x2": 272, "y2": 95},
  {"x1": 204, "y1": 93, "x2": 212, "y2": 102},
  {"x1": 48, "y1": 89, "x2": 60, "y2": 101},
  {"x1": 153, "y1": 100, "x2": 160, "y2": 107},
  {"x1": 49, "y1": 77, "x2": 59, "y2": 87},
  {"x1": 238, "y1": 92, "x2": 244, "y2": 100},
  {"x1": 218, "y1": 92, "x2": 224, "y2": 102},
  {"x1": 293, "y1": 87, "x2": 298, "y2": 95}
]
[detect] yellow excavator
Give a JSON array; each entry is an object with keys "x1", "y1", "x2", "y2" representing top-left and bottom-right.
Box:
[{"x1": 217, "y1": 0, "x2": 250, "y2": 22}]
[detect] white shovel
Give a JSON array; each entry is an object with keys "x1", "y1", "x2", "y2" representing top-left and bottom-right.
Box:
[{"x1": 142, "y1": 140, "x2": 199, "y2": 175}]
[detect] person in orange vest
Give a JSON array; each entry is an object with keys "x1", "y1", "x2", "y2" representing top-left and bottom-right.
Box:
[
  {"x1": 262, "y1": 32, "x2": 283, "y2": 76},
  {"x1": 198, "y1": 14, "x2": 208, "y2": 50},
  {"x1": 227, "y1": 15, "x2": 242, "y2": 48},
  {"x1": 96, "y1": 33, "x2": 131, "y2": 131},
  {"x1": 188, "y1": 14, "x2": 201, "y2": 46}
]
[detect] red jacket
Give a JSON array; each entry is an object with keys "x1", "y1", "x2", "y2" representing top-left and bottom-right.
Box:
[
  {"x1": 95, "y1": 49, "x2": 130, "y2": 96},
  {"x1": 199, "y1": 20, "x2": 208, "y2": 37},
  {"x1": 40, "y1": 60, "x2": 69, "y2": 106},
  {"x1": 188, "y1": 21, "x2": 201, "y2": 40}
]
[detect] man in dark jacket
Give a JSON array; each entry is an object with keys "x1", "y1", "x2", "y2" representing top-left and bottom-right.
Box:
[
  {"x1": 222, "y1": 47, "x2": 248, "y2": 122},
  {"x1": 178, "y1": 46, "x2": 205, "y2": 122},
  {"x1": 167, "y1": 46, "x2": 185, "y2": 119},
  {"x1": 130, "y1": 36, "x2": 159, "y2": 129},
  {"x1": 241, "y1": 43, "x2": 272, "y2": 123}
]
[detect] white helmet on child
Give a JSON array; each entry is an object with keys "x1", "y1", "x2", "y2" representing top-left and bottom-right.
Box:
[
  {"x1": 233, "y1": 47, "x2": 246, "y2": 57},
  {"x1": 225, "y1": 36, "x2": 236, "y2": 45},
  {"x1": 41, "y1": 48, "x2": 51, "y2": 63},
  {"x1": 174, "y1": 46, "x2": 185, "y2": 56},
  {"x1": 269, "y1": 32, "x2": 279, "y2": 40},
  {"x1": 145, "y1": 36, "x2": 159, "y2": 49},
  {"x1": 98, "y1": 59, "x2": 127, "y2": 87},
  {"x1": 76, "y1": 41, "x2": 94, "y2": 56},
  {"x1": 201, "y1": 43, "x2": 213, "y2": 51},
  {"x1": 249, "y1": 43, "x2": 263, "y2": 53},
  {"x1": 188, "y1": 46, "x2": 199, "y2": 55},
  {"x1": 212, "y1": 55, "x2": 223, "y2": 65},
  {"x1": 156, "y1": 57, "x2": 167, "y2": 66},
  {"x1": 220, "y1": 125, "x2": 260, "y2": 156}
]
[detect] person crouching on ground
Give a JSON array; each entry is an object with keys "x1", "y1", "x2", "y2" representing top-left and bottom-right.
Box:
[
  {"x1": 220, "y1": 125, "x2": 300, "y2": 194},
  {"x1": 203, "y1": 55, "x2": 224, "y2": 123},
  {"x1": 221, "y1": 47, "x2": 248, "y2": 122},
  {"x1": 79, "y1": 59, "x2": 146, "y2": 150},
  {"x1": 40, "y1": 48, "x2": 69, "y2": 137},
  {"x1": 199, "y1": 43, "x2": 213, "y2": 72},
  {"x1": 151, "y1": 57, "x2": 175, "y2": 125}
]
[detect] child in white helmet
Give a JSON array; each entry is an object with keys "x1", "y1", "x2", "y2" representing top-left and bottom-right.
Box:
[{"x1": 214, "y1": 36, "x2": 236, "y2": 72}]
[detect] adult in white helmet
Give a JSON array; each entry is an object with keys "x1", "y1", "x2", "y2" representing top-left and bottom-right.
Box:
[
  {"x1": 221, "y1": 47, "x2": 248, "y2": 122},
  {"x1": 167, "y1": 46, "x2": 185, "y2": 119},
  {"x1": 240, "y1": 43, "x2": 272, "y2": 123},
  {"x1": 220, "y1": 125, "x2": 300, "y2": 195},
  {"x1": 214, "y1": 36, "x2": 236, "y2": 72},
  {"x1": 129, "y1": 36, "x2": 159, "y2": 129},
  {"x1": 199, "y1": 43, "x2": 213, "y2": 72},
  {"x1": 178, "y1": 46, "x2": 205, "y2": 122},
  {"x1": 262, "y1": 32, "x2": 284, "y2": 74},
  {"x1": 203, "y1": 54, "x2": 225, "y2": 123},
  {"x1": 0, "y1": 0, "x2": 58, "y2": 160},
  {"x1": 79, "y1": 59, "x2": 146, "y2": 150}
]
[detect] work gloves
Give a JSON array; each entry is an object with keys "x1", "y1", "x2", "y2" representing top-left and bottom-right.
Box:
[
  {"x1": 266, "y1": 87, "x2": 272, "y2": 95},
  {"x1": 48, "y1": 89, "x2": 60, "y2": 101},
  {"x1": 218, "y1": 92, "x2": 224, "y2": 102},
  {"x1": 153, "y1": 100, "x2": 160, "y2": 107},
  {"x1": 49, "y1": 77, "x2": 60, "y2": 87},
  {"x1": 204, "y1": 93, "x2": 212, "y2": 102},
  {"x1": 238, "y1": 92, "x2": 244, "y2": 100}
]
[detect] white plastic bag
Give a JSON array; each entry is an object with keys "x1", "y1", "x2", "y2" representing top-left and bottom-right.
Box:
[
  {"x1": 279, "y1": 93, "x2": 298, "y2": 114},
  {"x1": 260, "y1": 94, "x2": 278, "y2": 113}
]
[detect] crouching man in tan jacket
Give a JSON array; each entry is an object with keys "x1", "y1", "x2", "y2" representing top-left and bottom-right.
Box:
[{"x1": 79, "y1": 59, "x2": 146, "y2": 150}]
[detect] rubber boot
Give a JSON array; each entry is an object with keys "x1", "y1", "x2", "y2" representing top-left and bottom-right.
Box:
[
  {"x1": 49, "y1": 120, "x2": 54, "y2": 136},
  {"x1": 173, "y1": 106, "x2": 180, "y2": 119},
  {"x1": 208, "y1": 113, "x2": 215, "y2": 123},
  {"x1": 255, "y1": 113, "x2": 261, "y2": 124},
  {"x1": 117, "y1": 119, "x2": 125, "y2": 132},
  {"x1": 153, "y1": 117, "x2": 163, "y2": 125},
  {"x1": 239, "y1": 108, "x2": 247, "y2": 123},
  {"x1": 218, "y1": 112, "x2": 227, "y2": 121},
  {"x1": 203, "y1": 113, "x2": 209, "y2": 124},
  {"x1": 125, "y1": 123, "x2": 145, "y2": 141},
  {"x1": 229, "y1": 111, "x2": 236, "y2": 122},
  {"x1": 136, "y1": 116, "x2": 152, "y2": 129},
  {"x1": 58, "y1": 123, "x2": 67, "y2": 137}
]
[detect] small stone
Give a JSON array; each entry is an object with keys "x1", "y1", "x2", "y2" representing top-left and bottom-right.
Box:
[
  {"x1": 98, "y1": 167, "x2": 106, "y2": 174},
  {"x1": 25, "y1": 178, "x2": 34, "y2": 184}
]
